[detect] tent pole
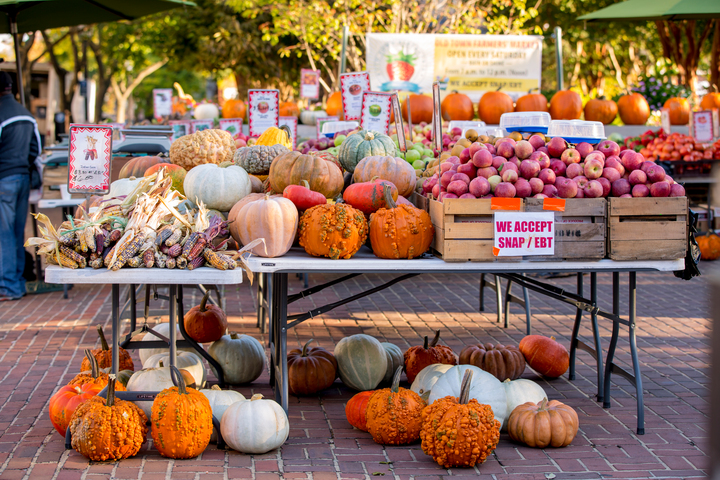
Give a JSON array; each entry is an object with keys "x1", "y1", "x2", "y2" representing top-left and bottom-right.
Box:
[
  {"x1": 9, "y1": 13, "x2": 26, "y2": 107},
  {"x1": 554, "y1": 26, "x2": 564, "y2": 91}
]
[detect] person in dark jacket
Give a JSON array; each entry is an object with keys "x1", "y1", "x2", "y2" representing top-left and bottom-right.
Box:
[{"x1": 0, "y1": 72, "x2": 41, "y2": 301}]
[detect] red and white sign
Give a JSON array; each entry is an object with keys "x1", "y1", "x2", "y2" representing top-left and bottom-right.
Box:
[
  {"x1": 661, "y1": 108, "x2": 671, "y2": 134},
  {"x1": 360, "y1": 91, "x2": 393, "y2": 134},
  {"x1": 152, "y1": 88, "x2": 173, "y2": 120},
  {"x1": 169, "y1": 120, "x2": 192, "y2": 141},
  {"x1": 279, "y1": 116, "x2": 298, "y2": 149},
  {"x1": 692, "y1": 110, "x2": 714, "y2": 142},
  {"x1": 300, "y1": 69, "x2": 321, "y2": 100},
  {"x1": 219, "y1": 118, "x2": 243, "y2": 139},
  {"x1": 493, "y1": 211, "x2": 555, "y2": 256},
  {"x1": 316, "y1": 116, "x2": 338, "y2": 139},
  {"x1": 248, "y1": 89, "x2": 280, "y2": 137},
  {"x1": 340, "y1": 72, "x2": 370, "y2": 121},
  {"x1": 67, "y1": 124, "x2": 113, "y2": 194},
  {"x1": 191, "y1": 120, "x2": 213, "y2": 133}
]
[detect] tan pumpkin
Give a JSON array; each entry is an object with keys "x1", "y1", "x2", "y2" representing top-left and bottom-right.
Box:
[
  {"x1": 228, "y1": 193, "x2": 282, "y2": 244},
  {"x1": 353, "y1": 155, "x2": 416, "y2": 197},
  {"x1": 507, "y1": 398, "x2": 579, "y2": 448},
  {"x1": 234, "y1": 194, "x2": 298, "y2": 258},
  {"x1": 269, "y1": 151, "x2": 343, "y2": 199},
  {"x1": 549, "y1": 90, "x2": 583, "y2": 120},
  {"x1": 170, "y1": 129, "x2": 237, "y2": 170}
]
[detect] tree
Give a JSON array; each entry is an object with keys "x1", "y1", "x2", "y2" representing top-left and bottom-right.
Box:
[
  {"x1": 655, "y1": 19, "x2": 715, "y2": 94},
  {"x1": 41, "y1": 28, "x2": 85, "y2": 117}
]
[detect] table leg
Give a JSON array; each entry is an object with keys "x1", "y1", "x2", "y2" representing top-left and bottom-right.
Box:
[
  {"x1": 522, "y1": 275, "x2": 531, "y2": 335},
  {"x1": 628, "y1": 272, "x2": 644, "y2": 435},
  {"x1": 591, "y1": 273, "x2": 604, "y2": 403},
  {"x1": 111, "y1": 284, "x2": 119, "y2": 374},
  {"x1": 479, "y1": 274, "x2": 485, "y2": 312},
  {"x1": 271, "y1": 273, "x2": 289, "y2": 413},
  {"x1": 257, "y1": 273, "x2": 265, "y2": 332},
  {"x1": 603, "y1": 272, "x2": 621, "y2": 409},
  {"x1": 169, "y1": 285, "x2": 177, "y2": 367},
  {"x1": 569, "y1": 273, "x2": 583, "y2": 381},
  {"x1": 266, "y1": 273, "x2": 273, "y2": 349},
  {"x1": 129, "y1": 284, "x2": 137, "y2": 335}
]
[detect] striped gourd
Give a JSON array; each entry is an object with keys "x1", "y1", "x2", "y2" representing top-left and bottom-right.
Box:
[{"x1": 334, "y1": 334, "x2": 387, "y2": 391}]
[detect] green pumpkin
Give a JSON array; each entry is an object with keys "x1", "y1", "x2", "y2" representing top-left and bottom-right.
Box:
[
  {"x1": 334, "y1": 334, "x2": 387, "y2": 391},
  {"x1": 380, "y1": 342, "x2": 404, "y2": 385},
  {"x1": 338, "y1": 130, "x2": 396, "y2": 173}
]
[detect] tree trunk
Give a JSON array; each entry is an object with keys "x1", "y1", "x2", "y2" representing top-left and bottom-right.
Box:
[
  {"x1": 712, "y1": 20, "x2": 719, "y2": 93},
  {"x1": 110, "y1": 60, "x2": 167, "y2": 124}
]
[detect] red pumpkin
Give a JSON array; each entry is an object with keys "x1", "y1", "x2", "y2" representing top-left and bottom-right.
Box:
[
  {"x1": 118, "y1": 156, "x2": 165, "y2": 179},
  {"x1": 49, "y1": 382, "x2": 104, "y2": 437},
  {"x1": 441, "y1": 92, "x2": 474, "y2": 121},
  {"x1": 518, "y1": 335, "x2": 569, "y2": 378},
  {"x1": 342, "y1": 178, "x2": 398, "y2": 214},
  {"x1": 402, "y1": 94, "x2": 434, "y2": 123},
  {"x1": 184, "y1": 290, "x2": 228, "y2": 343},
  {"x1": 144, "y1": 163, "x2": 187, "y2": 195},
  {"x1": 287, "y1": 339, "x2": 338, "y2": 396},
  {"x1": 345, "y1": 390, "x2": 374, "y2": 431},
  {"x1": 404, "y1": 330, "x2": 457, "y2": 384},
  {"x1": 283, "y1": 180, "x2": 328, "y2": 211}
]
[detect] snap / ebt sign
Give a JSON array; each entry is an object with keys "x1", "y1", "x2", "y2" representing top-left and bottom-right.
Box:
[{"x1": 493, "y1": 211, "x2": 555, "y2": 256}]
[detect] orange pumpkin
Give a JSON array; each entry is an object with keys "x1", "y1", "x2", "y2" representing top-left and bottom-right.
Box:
[
  {"x1": 664, "y1": 97, "x2": 690, "y2": 125},
  {"x1": 404, "y1": 330, "x2": 457, "y2": 384},
  {"x1": 80, "y1": 326, "x2": 134, "y2": 372},
  {"x1": 222, "y1": 99, "x2": 246, "y2": 119},
  {"x1": 478, "y1": 91, "x2": 514, "y2": 124},
  {"x1": 617, "y1": 93, "x2": 650, "y2": 125},
  {"x1": 700, "y1": 92, "x2": 720, "y2": 110},
  {"x1": 49, "y1": 381, "x2": 104, "y2": 437},
  {"x1": 402, "y1": 94, "x2": 434, "y2": 123},
  {"x1": 269, "y1": 151, "x2": 344, "y2": 199},
  {"x1": 515, "y1": 89, "x2": 548, "y2": 112},
  {"x1": 70, "y1": 350, "x2": 128, "y2": 391},
  {"x1": 326, "y1": 92, "x2": 344, "y2": 118},
  {"x1": 518, "y1": 335, "x2": 569, "y2": 378},
  {"x1": 697, "y1": 233, "x2": 720, "y2": 260},
  {"x1": 184, "y1": 290, "x2": 228, "y2": 343},
  {"x1": 584, "y1": 97, "x2": 618, "y2": 124},
  {"x1": 298, "y1": 203, "x2": 368, "y2": 260},
  {"x1": 549, "y1": 90, "x2": 582, "y2": 120},
  {"x1": 279, "y1": 101, "x2": 299, "y2": 118},
  {"x1": 118, "y1": 156, "x2": 165, "y2": 179},
  {"x1": 345, "y1": 390, "x2": 373, "y2": 431},
  {"x1": 352, "y1": 155, "x2": 417, "y2": 197},
  {"x1": 144, "y1": 163, "x2": 187, "y2": 195},
  {"x1": 507, "y1": 398, "x2": 579, "y2": 448},
  {"x1": 366, "y1": 367, "x2": 425, "y2": 445},
  {"x1": 441, "y1": 92, "x2": 474, "y2": 121}
]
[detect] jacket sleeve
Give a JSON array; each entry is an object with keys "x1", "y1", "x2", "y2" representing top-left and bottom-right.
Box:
[{"x1": 28, "y1": 120, "x2": 41, "y2": 161}]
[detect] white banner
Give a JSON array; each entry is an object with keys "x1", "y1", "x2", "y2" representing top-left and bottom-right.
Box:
[{"x1": 366, "y1": 33, "x2": 543, "y2": 102}]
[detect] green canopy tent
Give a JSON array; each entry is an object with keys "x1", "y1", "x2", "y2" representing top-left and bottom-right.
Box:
[
  {"x1": 0, "y1": 0, "x2": 194, "y2": 106},
  {"x1": 578, "y1": 0, "x2": 720, "y2": 22}
]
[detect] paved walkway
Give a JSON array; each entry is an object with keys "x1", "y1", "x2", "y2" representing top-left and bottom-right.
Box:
[{"x1": 0, "y1": 262, "x2": 714, "y2": 480}]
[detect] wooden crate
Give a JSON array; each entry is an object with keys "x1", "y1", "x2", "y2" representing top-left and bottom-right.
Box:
[
  {"x1": 608, "y1": 197, "x2": 688, "y2": 261},
  {"x1": 410, "y1": 192, "x2": 429, "y2": 212},
  {"x1": 525, "y1": 198, "x2": 607, "y2": 260},
  {"x1": 429, "y1": 198, "x2": 523, "y2": 262}
]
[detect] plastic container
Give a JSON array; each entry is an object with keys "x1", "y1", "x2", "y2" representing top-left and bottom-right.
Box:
[
  {"x1": 321, "y1": 121, "x2": 359, "y2": 138},
  {"x1": 546, "y1": 120, "x2": 606, "y2": 144},
  {"x1": 499, "y1": 112, "x2": 551, "y2": 134}
]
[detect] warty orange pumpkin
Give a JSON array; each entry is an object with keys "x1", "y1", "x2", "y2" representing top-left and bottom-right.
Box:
[
  {"x1": 70, "y1": 350, "x2": 127, "y2": 391},
  {"x1": 298, "y1": 203, "x2": 368, "y2": 260},
  {"x1": 404, "y1": 330, "x2": 457, "y2": 384},
  {"x1": 366, "y1": 367, "x2": 426, "y2": 445},
  {"x1": 698, "y1": 233, "x2": 720, "y2": 260},
  {"x1": 80, "y1": 326, "x2": 134, "y2": 372}
]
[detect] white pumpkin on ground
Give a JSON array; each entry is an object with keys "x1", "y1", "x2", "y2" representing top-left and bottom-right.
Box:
[
  {"x1": 380, "y1": 342, "x2": 404, "y2": 385},
  {"x1": 502, "y1": 378, "x2": 547, "y2": 432},
  {"x1": 126, "y1": 366, "x2": 175, "y2": 418},
  {"x1": 143, "y1": 351, "x2": 207, "y2": 388},
  {"x1": 334, "y1": 334, "x2": 387, "y2": 391},
  {"x1": 428, "y1": 364, "x2": 508, "y2": 428},
  {"x1": 208, "y1": 333, "x2": 265, "y2": 385},
  {"x1": 410, "y1": 363, "x2": 453, "y2": 402},
  {"x1": 183, "y1": 163, "x2": 251, "y2": 211},
  {"x1": 138, "y1": 323, "x2": 198, "y2": 365},
  {"x1": 200, "y1": 385, "x2": 246, "y2": 442},
  {"x1": 221, "y1": 394, "x2": 289, "y2": 454},
  {"x1": 235, "y1": 195, "x2": 298, "y2": 258}
]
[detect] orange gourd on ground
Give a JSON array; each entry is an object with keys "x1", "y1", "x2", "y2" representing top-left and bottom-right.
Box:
[
  {"x1": 49, "y1": 381, "x2": 104, "y2": 437},
  {"x1": 402, "y1": 94, "x2": 434, "y2": 123},
  {"x1": 287, "y1": 339, "x2": 338, "y2": 396},
  {"x1": 81, "y1": 326, "x2": 134, "y2": 372},
  {"x1": 404, "y1": 330, "x2": 457, "y2": 383},
  {"x1": 345, "y1": 391, "x2": 374, "y2": 431},
  {"x1": 664, "y1": 97, "x2": 690, "y2": 125},
  {"x1": 70, "y1": 350, "x2": 127, "y2": 391},
  {"x1": 617, "y1": 93, "x2": 651, "y2": 125},
  {"x1": 549, "y1": 90, "x2": 582, "y2": 120},
  {"x1": 515, "y1": 89, "x2": 548, "y2": 112},
  {"x1": 222, "y1": 99, "x2": 246, "y2": 119},
  {"x1": 478, "y1": 91, "x2": 514, "y2": 124},
  {"x1": 184, "y1": 290, "x2": 228, "y2": 343},
  {"x1": 584, "y1": 97, "x2": 618, "y2": 124},
  {"x1": 366, "y1": 367, "x2": 426, "y2": 445},
  {"x1": 298, "y1": 204, "x2": 368, "y2": 260},
  {"x1": 518, "y1": 335, "x2": 569, "y2": 378},
  {"x1": 698, "y1": 233, "x2": 720, "y2": 260},
  {"x1": 441, "y1": 92, "x2": 474, "y2": 121},
  {"x1": 507, "y1": 398, "x2": 579, "y2": 448}
]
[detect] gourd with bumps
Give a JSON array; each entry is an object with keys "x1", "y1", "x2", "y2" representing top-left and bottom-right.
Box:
[{"x1": 366, "y1": 367, "x2": 426, "y2": 445}]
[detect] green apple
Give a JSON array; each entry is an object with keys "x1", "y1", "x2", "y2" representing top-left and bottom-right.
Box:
[
  {"x1": 391, "y1": 134, "x2": 398, "y2": 142},
  {"x1": 412, "y1": 143, "x2": 425, "y2": 153},
  {"x1": 415, "y1": 168, "x2": 423, "y2": 176},
  {"x1": 423, "y1": 148, "x2": 434, "y2": 158},
  {"x1": 404, "y1": 149, "x2": 421, "y2": 163},
  {"x1": 412, "y1": 159, "x2": 425, "y2": 169},
  {"x1": 334, "y1": 135, "x2": 346, "y2": 147}
]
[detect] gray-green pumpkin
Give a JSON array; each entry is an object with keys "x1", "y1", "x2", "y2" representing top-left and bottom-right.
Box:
[
  {"x1": 334, "y1": 334, "x2": 387, "y2": 391},
  {"x1": 234, "y1": 144, "x2": 290, "y2": 175},
  {"x1": 380, "y1": 342, "x2": 404, "y2": 384},
  {"x1": 338, "y1": 130, "x2": 396, "y2": 173}
]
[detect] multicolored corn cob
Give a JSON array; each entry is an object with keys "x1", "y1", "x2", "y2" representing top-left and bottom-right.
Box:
[{"x1": 202, "y1": 248, "x2": 235, "y2": 270}]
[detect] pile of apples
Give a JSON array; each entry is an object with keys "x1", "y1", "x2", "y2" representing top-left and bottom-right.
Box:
[{"x1": 422, "y1": 133, "x2": 686, "y2": 201}]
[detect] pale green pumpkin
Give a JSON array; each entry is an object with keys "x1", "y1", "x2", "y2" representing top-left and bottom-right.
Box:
[
  {"x1": 338, "y1": 130, "x2": 396, "y2": 173},
  {"x1": 334, "y1": 334, "x2": 387, "y2": 391},
  {"x1": 183, "y1": 163, "x2": 252, "y2": 211},
  {"x1": 380, "y1": 342, "x2": 404, "y2": 385},
  {"x1": 502, "y1": 378, "x2": 547, "y2": 432}
]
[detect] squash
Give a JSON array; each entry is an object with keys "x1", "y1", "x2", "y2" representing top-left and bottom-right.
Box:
[
  {"x1": 234, "y1": 194, "x2": 298, "y2": 258},
  {"x1": 144, "y1": 163, "x2": 187, "y2": 195},
  {"x1": 256, "y1": 125, "x2": 293, "y2": 149},
  {"x1": 269, "y1": 151, "x2": 343, "y2": 199},
  {"x1": 283, "y1": 180, "x2": 328, "y2": 211},
  {"x1": 507, "y1": 398, "x2": 579, "y2": 448},
  {"x1": 584, "y1": 97, "x2": 618, "y2": 124},
  {"x1": 151, "y1": 367, "x2": 213, "y2": 459},
  {"x1": 170, "y1": 129, "x2": 237, "y2": 170},
  {"x1": 69, "y1": 377, "x2": 147, "y2": 461},
  {"x1": 404, "y1": 330, "x2": 457, "y2": 384},
  {"x1": 208, "y1": 333, "x2": 266, "y2": 385},
  {"x1": 345, "y1": 391, "x2": 373, "y2": 431},
  {"x1": 300, "y1": 109, "x2": 328, "y2": 126},
  {"x1": 518, "y1": 335, "x2": 569, "y2": 378},
  {"x1": 183, "y1": 163, "x2": 251, "y2": 212},
  {"x1": 49, "y1": 381, "x2": 104, "y2": 437},
  {"x1": 138, "y1": 323, "x2": 196, "y2": 365},
  {"x1": 701, "y1": 92, "x2": 720, "y2": 110},
  {"x1": 326, "y1": 92, "x2": 343, "y2": 117},
  {"x1": 334, "y1": 334, "x2": 387, "y2": 391},
  {"x1": 298, "y1": 204, "x2": 368, "y2": 260},
  {"x1": 502, "y1": 378, "x2": 547, "y2": 432},
  {"x1": 618, "y1": 93, "x2": 651, "y2": 125},
  {"x1": 410, "y1": 364, "x2": 452, "y2": 402},
  {"x1": 221, "y1": 393, "x2": 289, "y2": 454},
  {"x1": 369, "y1": 185, "x2": 434, "y2": 259},
  {"x1": 279, "y1": 101, "x2": 299, "y2": 118},
  {"x1": 441, "y1": 91, "x2": 474, "y2": 121},
  {"x1": 549, "y1": 90, "x2": 583, "y2": 120},
  {"x1": 249, "y1": 175, "x2": 264, "y2": 193},
  {"x1": 698, "y1": 233, "x2": 720, "y2": 260},
  {"x1": 287, "y1": 339, "x2": 338, "y2": 396},
  {"x1": 81, "y1": 325, "x2": 134, "y2": 372},
  {"x1": 310, "y1": 150, "x2": 343, "y2": 172},
  {"x1": 69, "y1": 350, "x2": 127, "y2": 392},
  {"x1": 104, "y1": 177, "x2": 143, "y2": 201},
  {"x1": 143, "y1": 351, "x2": 207, "y2": 388},
  {"x1": 126, "y1": 365, "x2": 176, "y2": 418},
  {"x1": 222, "y1": 99, "x2": 246, "y2": 119},
  {"x1": 353, "y1": 155, "x2": 416, "y2": 197},
  {"x1": 459, "y1": 343, "x2": 526, "y2": 381},
  {"x1": 478, "y1": 90, "x2": 514, "y2": 124},
  {"x1": 515, "y1": 89, "x2": 548, "y2": 112},
  {"x1": 234, "y1": 144, "x2": 290, "y2": 175},
  {"x1": 200, "y1": 385, "x2": 246, "y2": 443},
  {"x1": 664, "y1": 97, "x2": 690, "y2": 125},
  {"x1": 338, "y1": 130, "x2": 396, "y2": 173},
  {"x1": 401, "y1": 94, "x2": 433, "y2": 123},
  {"x1": 342, "y1": 178, "x2": 399, "y2": 215},
  {"x1": 428, "y1": 365, "x2": 508, "y2": 428},
  {"x1": 366, "y1": 367, "x2": 425, "y2": 445},
  {"x1": 421, "y1": 370, "x2": 500, "y2": 468},
  {"x1": 380, "y1": 342, "x2": 404, "y2": 385},
  {"x1": 118, "y1": 156, "x2": 165, "y2": 179},
  {"x1": 184, "y1": 290, "x2": 227, "y2": 343},
  {"x1": 228, "y1": 193, "x2": 282, "y2": 245},
  {"x1": 194, "y1": 103, "x2": 220, "y2": 120}
]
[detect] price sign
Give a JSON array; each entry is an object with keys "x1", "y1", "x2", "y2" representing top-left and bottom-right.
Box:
[
  {"x1": 67, "y1": 124, "x2": 113, "y2": 195},
  {"x1": 219, "y1": 118, "x2": 243, "y2": 139},
  {"x1": 153, "y1": 88, "x2": 173, "y2": 120},
  {"x1": 360, "y1": 91, "x2": 393, "y2": 134},
  {"x1": 300, "y1": 69, "x2": 321, "y2": 100},
  {"x1": 493, "y1": 211, "x2": 555, "y2": 256},
  {"x1": 340, "y1": 72, "x2": 370, "y2": 121},
  {"x1": 279, "y1": 116, "x2": 298, "y2": 149},
  {"x1": 392, "y1": 94, "x2": 407, "y2": 154},
  {"x1": 661, "y1": 108, "x2": 671, "y2": 134},
  {"x1": 248, "y1": 89, "x2": 280, "y2": 137},
  {"x1": 692, "y1": 110, "x2": 714, "y2": 142},
  {"x1": 169, "y1": 120, "x2": 191, "y2": 141}
]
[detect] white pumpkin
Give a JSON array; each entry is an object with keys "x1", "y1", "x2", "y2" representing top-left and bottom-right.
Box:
[
  {"x1": 201, "y1": 385, "x2": 246, "y2": 443},
  {"x1": 183, "y1": 163, "x2": 252, "y2": 211},
  {"x1": 410, "y1": 364, "x2": 453, "y2": 402},
  {"x1": 380, "y1": 343, "x2": 404, "y2": 385},
  {"x1": 300, "y1": 109, "x2": 328, "y2": 125},
  {"x1": 194, "y1": 103, "x2": 220, "y2": 120},
  {"x1": 126, "y1": 366, "x2": 175, "y2": 418},
  {"x1": 104, "y1": 177, "x2": 143, "y2": 202},
  {"x1": 143, "y1": 351, "x2": 207, "y2": 388},
  {"x1": 138, "y1": 323, "x2": 197, "y2": 365},
  {"x1": 502, "y1": 378, "x2": 547, "y2": 432},
  {"x1": 236, "y1": 195, "x2": 298, "y2": 258},
  {"x1": 221, "y1": 394, "x2": 289, "y2": 454},
  {"x1": 428, "y1": 365, "x2": 508, "y2": 428},
  {"x1": 208, "y1": 333, "x2": 265, "y2": 385}
]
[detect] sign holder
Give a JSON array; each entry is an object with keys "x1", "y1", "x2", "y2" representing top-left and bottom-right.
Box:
[
  {"x1": 316, "y1": 116, "x2": 339, "y2": 139},
  {"x1": 67, "y1": 124, "x2": 114, "y2": 202},
  {"x1": 432, "y1": 82, "x2": 442, "y2": 157},
  {"x1": 391, "y1": 94, "x2": 407, "y2": 161},
  {"x1": 248, "y1": 89, "x2": 280, "y2": 137},
  {"x1": 691, "y1": 110, "x2": 714, "y2": 143},
  {"x1": 339, "y1": 72, "x2": 370, "y2": 121},
  {"x1": 406, "y1": 94, "x2": 413, "y2": 138},
  {"x1": 169, "y1": 120, "x2": 192, "y2": 141},
  {"x1": 300, "y1": 69, "x2": 321, "y2": 100}
]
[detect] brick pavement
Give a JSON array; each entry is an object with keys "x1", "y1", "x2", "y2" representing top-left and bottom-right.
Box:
[{"x1": 0, "y1": 262, "x2": 714, "y2": 480}]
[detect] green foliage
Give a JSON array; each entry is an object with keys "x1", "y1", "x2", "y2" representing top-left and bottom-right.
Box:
[{"x1": 631, "y1": 75, "x2": 691, "y2": 111}]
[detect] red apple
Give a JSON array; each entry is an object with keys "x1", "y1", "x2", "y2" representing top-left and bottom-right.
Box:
[
  {"x1": 542, "y1": 184, "x2": 558, "y2": 197},
  {"x1": 575, "y1": 188, "x2": 585, "y2": 198},
  {"x1": 495, "y1": 182, "x2": 516, "y2": 198},
  {"x1": 469, "y1": 142, "x2": 486, "y2": 157},
  {"x1": 485, "y1": 144, "x2": 496, "y2": 155},
  {"x1": 576, "y1": 142, "x2": 594, "y2": 159},
  {"x1": 501, "y1": 168, "x2": 518, "y2": 183},
  {"x1": 573, "y1": 175, "x2": 589, "y2": 190},
  {"x1": 597, "y1": 140, "x2": 620, "y2": 158},
  {"x1": 448, "y1": 180, "x2": 469, "y2": 196},
  {"x1": 432, "y1": 183, "x2": 440, "y2": 198},
  {"x1": 529, "y1": 177, "x2": 544, "y2": 194},
  {"x1": 457, "y1": 163, "x2": 477, "y2": 178},
  {"x1": 556, "y1": 177, "x2": 578, "y2": 198},
  {"x1": 472, "y1": 149, "x2": 493, "y2": 168},
  {"x1": 632, "y1": 184, "x2": 650, "y2": 197},
  {"x1": 459, "y1": 148, "x2": 472, "y2": 164},
  {"x1": 561, "y1": 148, "x2": 581, "y2": 165},
  {"x1": 496, "y1": 141, "x2": 515, "y2": 159},
  {"x1": 583, "y1": 180, "x2": 603, "y2": 198},
  {"x1": 550, "y1": 159, "x2": 567, "y2": 177},
  {"x1": 469, "y1": 176, "x2": 491, "y2": 197},
  {"x1": 477, "y1": 166, "x2": 498, "y2": 179},
  {"x1": 459, "y1": 193, "x2": 476, "y2": 199},
  {"x1": 539, "y1": 168, "x2": 556, "y2": 185},
  {"x1": 515, "y1": 178, "x2": 532, "y2": 198},
  {"x1": 519, "y1": 160, "x2": 541, "y2": 179},
  {"x1": 584, "y1": 157, "x2": 604, "y2": 179},
  {"x1": 628, "y1": 170, "x2": 647, "y2": 186},
  {"x1": 597, "y1": 177, "x2": 611, "y2": 197},
  {"x1": 566, "y1": 163, "x2": 584, "y2": 179},
  {"x1": 646, "y1": 164, "x2": 666, "y2": 183},
  {"x1": 492, "y1": 156, "x2": 507, "y2": 170},
  {"x1": 585, "y1": 151, "x2": 605, "y2": 167},
  {"x1": 515, "y1": 140, "x2": 534, "y2": 160},
  {"x1": 669, "y1": 184, "x2": 686, "y2": 197},
  {"x1": 602, "y1": 167, "x2": 621, "y2": 183},
  {"x1": 530, "y1": 151, "x2": 551, "y2": 169},
  {"x1": 650, "y1": 181, "x2": 670, "y2": 197},
  {"x1": 529, "y1": 135, "x2": 546, "y2": 150},
  {"x1": 611, "y1": 178, "x2": 632, "y2": 197},
  {"x1": 547, "y1": 137, "x2": 568, "y2": 158},
  {"x1": 619, "y1": 193, "x2": 632, "y2": 198},
  {"x1": 622, "y1": 151, "x2": 644, "y2": 171},
  {"x1": 604, "y1": 157, "x2": 625, "y2": 176},
  {"x1": 440, "y1": 171, "x2": 455, "y2": 188}
]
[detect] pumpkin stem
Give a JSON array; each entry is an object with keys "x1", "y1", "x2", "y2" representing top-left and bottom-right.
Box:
[
  {"x1": 211, "y1": 385, "x2": 221, "y2": 391},
  {"x1": 390, "y1": 366, "x2": 403, "y2": 393},
  {"x1": 97, "y1": 326, "x2": 109, "y2": 351},
  {"x1": 365, "y1": 131, "x2": 376, "y2": 141},
  {"x1": 250, "y1": 393, "x2": 263, "y2": 401},
  {"x1": 538, "y1": 397, "x2": 549, "y2": 410},
  {"x1": 301, "y1": 339, "x2": 314, "y2": 357},
  {"x1": 429, "y1": 330, "x2": 441, "y2": 348},
  {"x1": 423, "y1": 335, "x2": 429, "y2": 349},
  {"x1": 230, "y1": 332, "x2": 239, "y2": 340},
  {"x1": 496, "y1": 86, "x2": 503, "y2": 92},
  {"x1": 382, "y1": 184, "x2": 397, "y2": 209},
  {"x1": 459, "y1": 369, "x2": 473, "y2": 404},
  {"x1": 106, "y1": 375, "x2": 116, "y2": 407},
  {"x1": 85, "y1": 349, "x2": 99, "y2": 379},
  {"x1": 300, "y1": 180, "x2": 311, "y2": 189},
  {"x1": 199, "y1": 290, "x2": 211, "y2": 313},
  {"x1": 280, "y1": 124, "x2": 292, "y2": 140},
  {"x1": 170, "y1": 366, "x2": 188, "y2": 395}
]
